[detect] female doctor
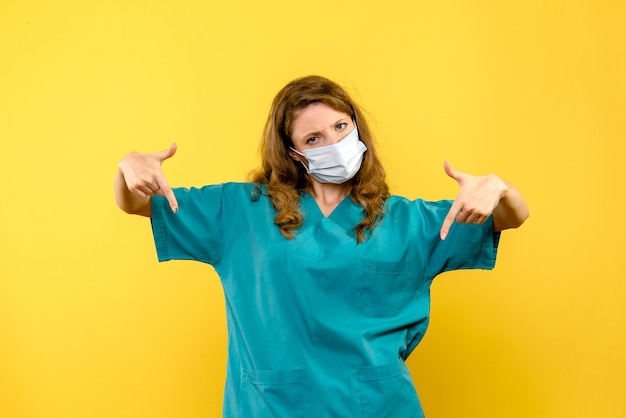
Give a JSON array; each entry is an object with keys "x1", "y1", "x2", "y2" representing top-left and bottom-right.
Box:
[{"x1": 115, "y1": 75, "x2": 529, "y2": 417}]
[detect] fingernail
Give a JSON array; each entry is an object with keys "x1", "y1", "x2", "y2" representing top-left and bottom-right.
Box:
[{"x1": 440, "y1": 232, "x2": 447, "y2": 240}]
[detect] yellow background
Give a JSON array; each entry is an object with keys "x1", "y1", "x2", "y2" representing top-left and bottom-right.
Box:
[{"x1": 1, "y1": 1, "x2": 624, "y2": 417}]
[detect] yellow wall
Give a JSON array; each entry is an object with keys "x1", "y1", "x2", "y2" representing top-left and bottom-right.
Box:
[{"x1": 1, "y1": 1, "x2": 624, "y2": 417}]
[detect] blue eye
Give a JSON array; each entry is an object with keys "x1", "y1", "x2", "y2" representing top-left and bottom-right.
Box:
[
  {"x1": 336, "y1": 123, "x2": 347, "y2": 130},
  {"x1": 306, "y1": 137, "x2": 318, "y2": 144}
]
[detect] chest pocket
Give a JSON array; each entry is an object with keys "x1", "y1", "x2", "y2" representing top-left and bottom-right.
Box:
[{"x1": 358, "y1": 260, "x2": 412, "y2": 318}]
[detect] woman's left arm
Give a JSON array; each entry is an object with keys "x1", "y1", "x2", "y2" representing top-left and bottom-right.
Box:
[
  {"x1": 439, "y1": 161, "x2": 529, "y2": 240},
  {"x1": 491, "y1": 181, "x2": 530, "y2": 232}
]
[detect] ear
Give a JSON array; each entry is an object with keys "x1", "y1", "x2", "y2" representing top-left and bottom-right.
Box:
[
  {"x1": 288, "y1": 148, "x2": 300, "y2": 161},
  {"x1": 288, "y1": 147, "x2": 304, "y2": 162},
  {"x1": 288, "y1": 148, "x2": 308, "y2": 169}
]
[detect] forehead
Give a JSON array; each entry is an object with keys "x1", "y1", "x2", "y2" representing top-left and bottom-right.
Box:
[{"x1": 291, "y1": 102, "x2": 350, "y2": 135}]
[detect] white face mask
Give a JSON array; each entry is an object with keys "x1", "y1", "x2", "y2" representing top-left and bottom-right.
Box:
[{"x1": 290, "y1": 127, "x2": 367, "y2": 184}]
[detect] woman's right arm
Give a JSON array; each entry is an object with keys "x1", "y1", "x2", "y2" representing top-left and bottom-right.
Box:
[{"x1": 114, "y1": 143, "x2": 179, "y2": 217}]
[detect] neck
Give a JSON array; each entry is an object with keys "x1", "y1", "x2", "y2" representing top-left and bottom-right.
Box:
[{"x1": 310, "y1": 181, "x2": 350, "y2": 216}]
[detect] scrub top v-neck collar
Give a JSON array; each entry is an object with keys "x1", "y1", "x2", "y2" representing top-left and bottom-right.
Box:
[{"x1": 300, "y1": 192, "x2": 358, "y2": 226}]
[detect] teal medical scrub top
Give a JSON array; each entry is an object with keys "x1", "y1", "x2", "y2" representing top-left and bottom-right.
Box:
[{"x1": 151, "y1": 182, "x2": 500, "y2": 418}]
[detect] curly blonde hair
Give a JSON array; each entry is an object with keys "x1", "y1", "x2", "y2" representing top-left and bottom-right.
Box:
[{"x1": 249, "y1": 75, "x2": 390, "y2": 243}]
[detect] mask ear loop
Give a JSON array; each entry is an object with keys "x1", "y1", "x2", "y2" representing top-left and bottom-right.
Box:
[
  {"x1": 351, "y1": 115, "x2": 359, "y2": 139},
  {"x1": 350, "y1": 104, "x2": 358, "y2": 130},
  {"x1": 289, "y1": 146, "x2": 303, "y2": 156},
  {"x1": 289, "y1": 147, "x2": 309, "y2": 171}
]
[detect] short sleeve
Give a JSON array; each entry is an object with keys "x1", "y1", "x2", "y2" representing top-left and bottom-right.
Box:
[
  {"x1": 150, "y1": 184, "x2": 230, "y2": 265},
  {"x1": 417, "y1": 200, "x2": 501, "y2": 280}
]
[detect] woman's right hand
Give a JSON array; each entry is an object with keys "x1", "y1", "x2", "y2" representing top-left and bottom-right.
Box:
[{"x1": 115, "y1": 143, "x2": 179, "y2": 215}]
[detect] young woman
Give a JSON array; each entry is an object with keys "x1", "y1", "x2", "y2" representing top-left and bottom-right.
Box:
[{"x1": 115, "y1": 75, "x2": 528, "y2": 417}]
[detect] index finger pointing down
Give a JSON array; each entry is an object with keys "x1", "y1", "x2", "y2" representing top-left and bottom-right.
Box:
[
  {"x1": 155, "y1": 178, "x2": 178, "y2": 213},
  {"x1": 440, "y1": 201, "x2": 461, "y2": 240}
]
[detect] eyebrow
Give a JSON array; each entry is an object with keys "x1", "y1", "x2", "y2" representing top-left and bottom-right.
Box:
[{"x1": 299, "y1": 117, "x2": 349, "y2": 142}]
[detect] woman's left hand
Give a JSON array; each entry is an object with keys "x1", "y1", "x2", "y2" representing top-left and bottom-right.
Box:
[{"x1": 439, "y1": 161, "x2": 508, "y2": 240}]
